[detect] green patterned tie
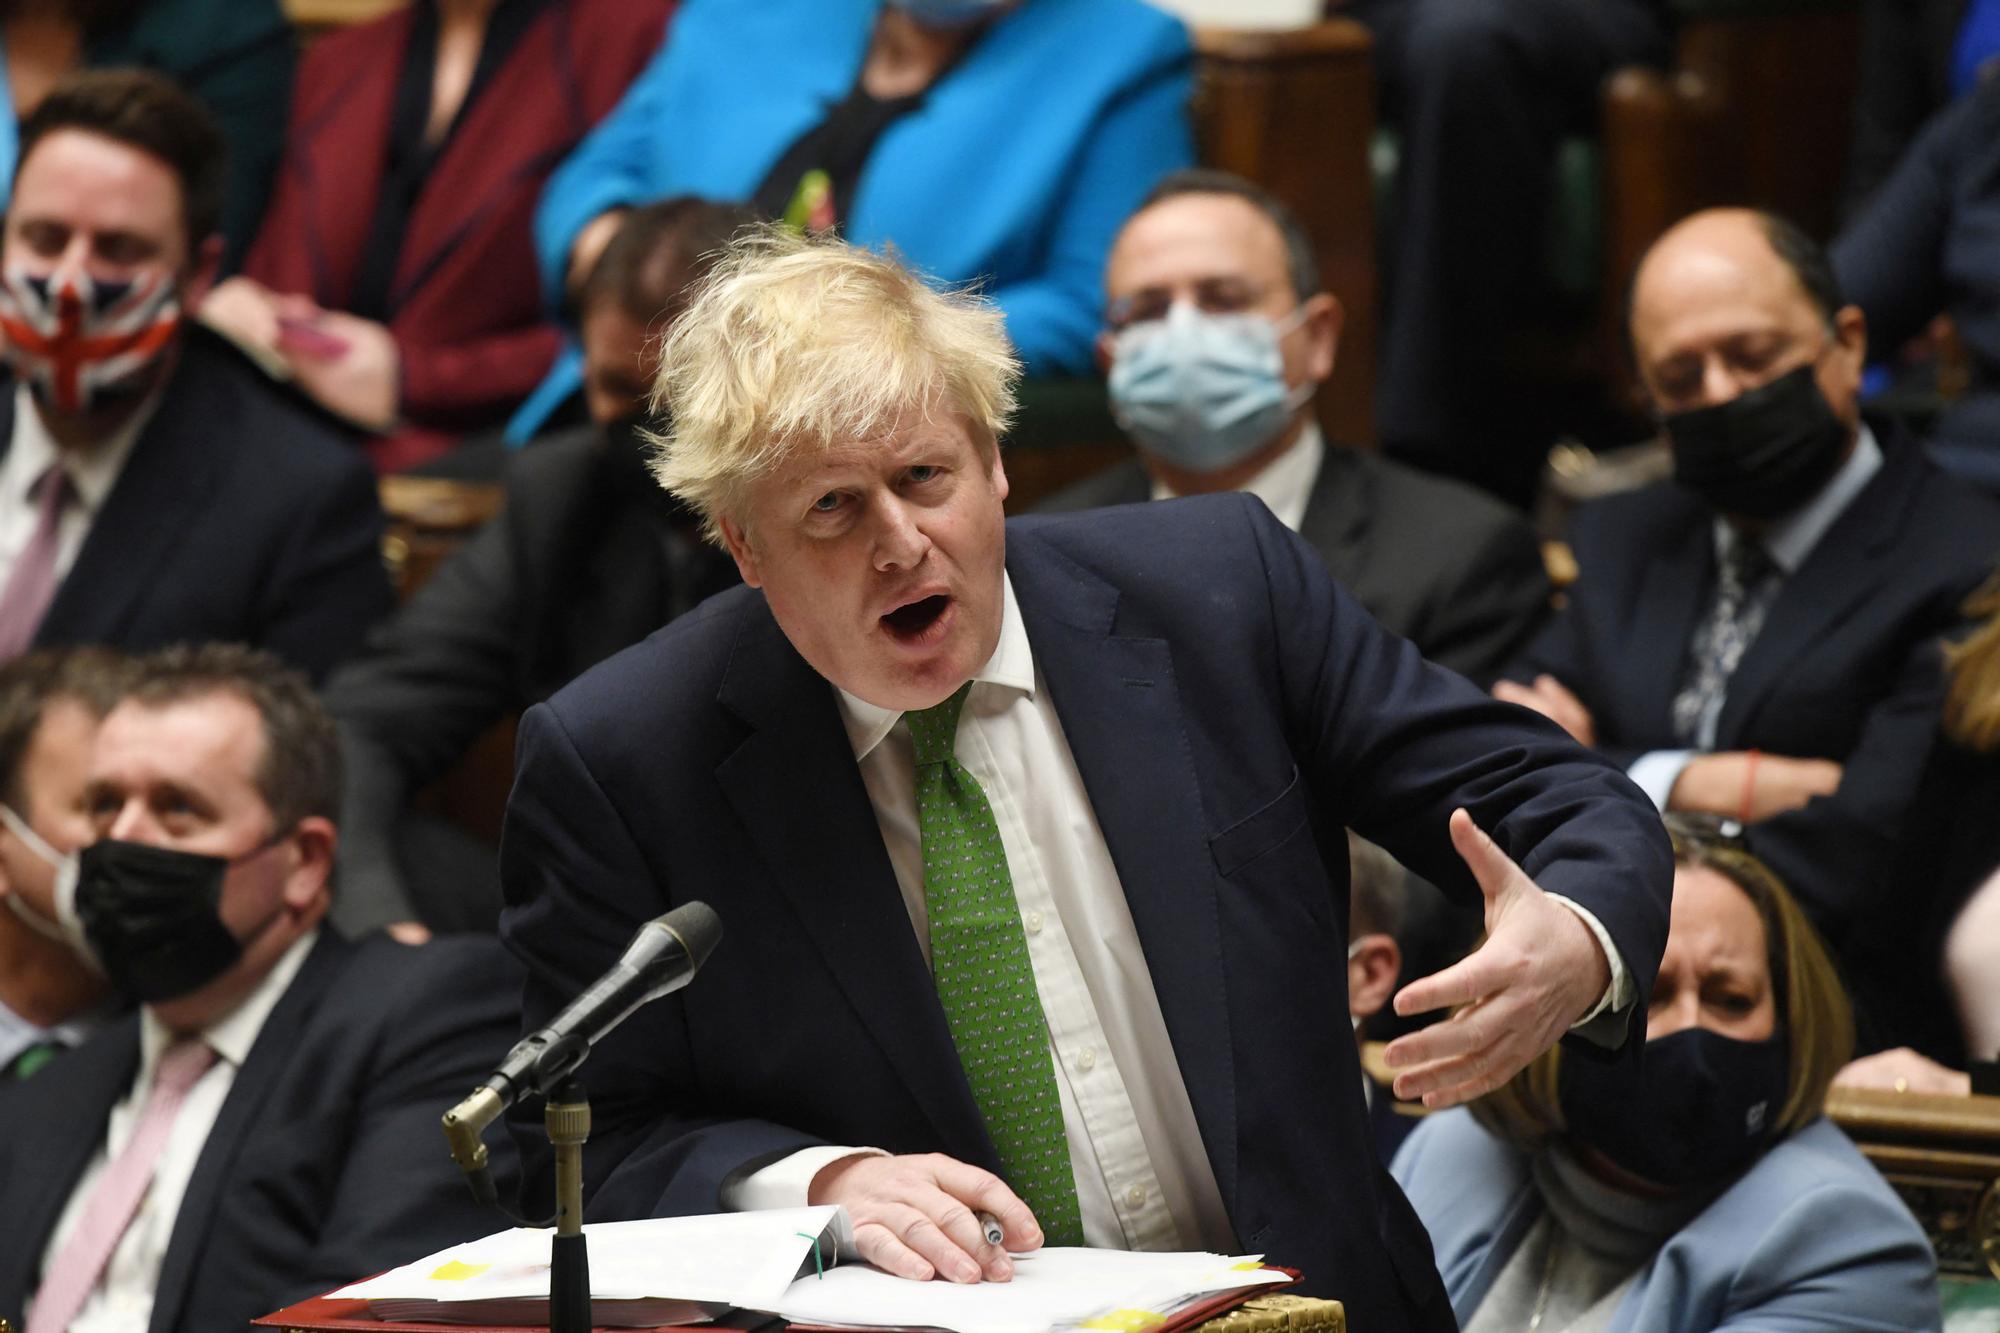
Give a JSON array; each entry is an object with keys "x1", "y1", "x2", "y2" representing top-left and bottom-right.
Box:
[
  {"x1": 908, "y1": 683, "x2": 1084, "y2": 1246},
  {"x1": 6, "y1": 1039, "x2": 60, "y2": 1080}
]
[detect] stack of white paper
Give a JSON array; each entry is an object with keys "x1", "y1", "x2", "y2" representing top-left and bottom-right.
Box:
[
  {"x1": 770, "y1": 1246, "x2": 1290, "y2": 1333},
  {"x1": 330, "y1": 1206, "x2": 847, "y2": 1327}
]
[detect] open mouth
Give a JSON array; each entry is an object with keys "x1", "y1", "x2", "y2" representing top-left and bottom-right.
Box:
[{"x1": 881, "y1": 594, "x2": 951, "y2": 642}]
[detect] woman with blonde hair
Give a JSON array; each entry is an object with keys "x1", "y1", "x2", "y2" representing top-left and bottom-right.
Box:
[{"x1": 1394, "y1": 830, "x2": 1939, "y2": 1331}]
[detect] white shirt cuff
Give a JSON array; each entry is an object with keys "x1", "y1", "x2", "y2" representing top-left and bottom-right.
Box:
[
  {"x1": 1626, "y1": 749, "x2": 1698, "y2": 811},
  {"x1": 720, "y1": 1144, "x2": 885, "y2": 1214},
  {"x1": 1547, "y1": 893, "x2": 1634, "y2": 1049}
]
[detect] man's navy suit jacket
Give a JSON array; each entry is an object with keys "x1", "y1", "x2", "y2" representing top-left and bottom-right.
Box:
[
  {"x1": 1504, "y1": 431, "x2": 2000, "y2": 937},
  {"x1": 499, "y1": 494, "x2": 1674, "y2": 1333},
  {"x1": 0, "y1": 932, "x2": 523, "y2": 1333},
  {"x1": 2, "y1": 327, "x2": 394, "y2": 683}
]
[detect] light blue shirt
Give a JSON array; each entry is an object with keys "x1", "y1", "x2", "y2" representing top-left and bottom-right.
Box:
[
  {"x1": 1626, "y1": 424, "x2": 1885, "y2": 806},
  {"x1": 0, "y1": 994, "x2": 98, "y2": 1074}
]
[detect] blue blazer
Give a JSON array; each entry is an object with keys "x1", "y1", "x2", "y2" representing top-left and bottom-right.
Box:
[
  {"x1": 1392, "y1": 1109, "x2": 1942, "y2": 1331},
  {"x1": 510, "y1": 0, "x2": 1195, "y2": 436},
  {"x1": 497, "y1": 494, "x2": 1674, "y2": 1333}
]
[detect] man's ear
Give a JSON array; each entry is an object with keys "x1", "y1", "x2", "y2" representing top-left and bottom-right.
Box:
[
  {"x1": 1832, "y1": 303, "x2": 1868, "y2": 376},
  {"x1": 282, "y1": 816, "x2": 337, "y2": 915},
  {"x1": 719, "y1": 515, "x2": 763, "y2": 589},
  {"x1": 1347, "y1": 932, "x2": 1402, "y2": 1024},
  {"x1": 1094, "y1": 328, "x2": 1115, "y2": 376},
  {"x1": 1303, "y1": 292, "x2": 1343, "y2": 383},
  {"x1": 180, "y1": 234, "x2": 225, "y2": 309}
]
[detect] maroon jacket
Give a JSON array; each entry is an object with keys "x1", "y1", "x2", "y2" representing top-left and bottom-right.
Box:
[{"x1": 244, "y1": 0, "x2": 672, "y2": 471}]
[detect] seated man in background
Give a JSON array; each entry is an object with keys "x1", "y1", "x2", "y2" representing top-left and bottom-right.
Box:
[
  {"x1": 1496, "y1": 207, "x2": 2000, "y2": 941},
  {"x1": 0, "y1": 644, "x2": 521, "y2": 1333},
  {"x1": 1045, "y1": 170, "x2": 1547, "y2": 684},
  {"x1": 0, "y1": 647, "x2": 132, "y2": 1081},
  {"x1": 322, "y1": 198, "x2": 748, "y2": 937},
  {"x1": 0, "y1": 71, "x2": 393, "y2": 682},
  {"x1": 1345, "y1": 833, "x2": 1416, "y2": 1159}
]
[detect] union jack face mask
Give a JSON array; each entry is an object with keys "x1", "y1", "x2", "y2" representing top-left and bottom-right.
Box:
[{"x1": 0, "y1": 263, "x2": 182, "y2": 416}]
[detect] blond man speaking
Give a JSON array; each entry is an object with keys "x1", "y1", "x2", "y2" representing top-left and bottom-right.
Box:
[{"x1": 497, "y1": 230, "x2": 1673, "y2": 1333}]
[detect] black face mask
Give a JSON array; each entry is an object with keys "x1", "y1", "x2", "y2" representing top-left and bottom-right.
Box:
[
  {"x1": 1663, "y1": 364, "x2": 1853, "y2": 520},
  {"x1": 1559, "y1": 1025, "x2": 1788, "y2": 1189},
  {"x1": 74, "y1": 839, "x2": 248, "y2": 1003}
]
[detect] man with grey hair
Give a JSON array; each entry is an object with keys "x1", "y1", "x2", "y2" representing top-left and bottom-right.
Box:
[{"x1": 499, "y1": 229, "x2": 1672, "y2": 1331}]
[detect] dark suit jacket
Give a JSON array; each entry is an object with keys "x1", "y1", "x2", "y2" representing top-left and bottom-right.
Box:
[
  {"x1": 323, "y1": 423, "x2": 738, "y2": 931},
  {"x1": 1844, "y1": 0, "x2": 1967, "y2": 218},
  {"x1": 10, "y1": 327, "x2": 394, "y2": 683},
  {"x1": 0, "y1": 931, "x2": 523, "y2": 1333},
  {"x1": 1038, "y1": 446, "x2": 1549, "y2": 683},
  {"x1": 242, "y1": 0, "x2": 672, "y2": 471},
  {"x1": 1505, "y1": 431, "x2": 2000, "y2": 937},
  {"x1": 498, "y1": 494, "x2": 1673, "y2": 1332}
]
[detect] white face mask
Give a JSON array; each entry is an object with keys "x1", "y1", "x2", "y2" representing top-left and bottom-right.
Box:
[{"x1": 0, "y1": 802, "x2": 88, "y2": 960}]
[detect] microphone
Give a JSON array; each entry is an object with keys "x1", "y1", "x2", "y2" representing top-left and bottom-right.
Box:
[{"x1": 443, "y1": 902, "x2": 723, "y2": 1195}]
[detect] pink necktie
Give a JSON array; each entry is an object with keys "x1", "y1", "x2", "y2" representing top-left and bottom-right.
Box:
[
  {"x1": 28, "y1": 1038, "x2": 218, "y2": 1333},
  {"x1": 0, "y1": 465, "x2": 72, "y2": 660}
]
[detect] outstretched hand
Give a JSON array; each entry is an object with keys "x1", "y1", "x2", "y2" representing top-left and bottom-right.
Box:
[{"x1": 1383, "y1": 809, "x2": 1611, "y2": 1108}]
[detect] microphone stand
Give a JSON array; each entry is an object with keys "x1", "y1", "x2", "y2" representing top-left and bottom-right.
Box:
[{"x1": 546, "y1": 1079, "x2": 592, "y2": 1333}]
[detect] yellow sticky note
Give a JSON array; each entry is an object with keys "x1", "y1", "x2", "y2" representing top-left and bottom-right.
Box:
[
  {"x1": 1080, "y1": 1311, "x2": 1165, "y2": 1331},
  {"x1": 1231, "y1": 1261, "x2": 1265, "y2": 1271},
  {"x1": 428, "y1": 1260, "x2": 491, "y2": 1282}
]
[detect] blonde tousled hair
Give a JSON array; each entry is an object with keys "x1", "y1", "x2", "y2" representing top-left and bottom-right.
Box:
[{"x1": 647, "y1": 226, "x2": 1021, "y2": 545}]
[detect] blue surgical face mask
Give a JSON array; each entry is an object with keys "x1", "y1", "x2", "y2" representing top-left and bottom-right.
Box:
[
  {"x1": 1108, "y1": 301, "x2": 1315, "y2": 475},
  {"x1": 885, "y1": 0, "x2": 1009, "y2": 29}
]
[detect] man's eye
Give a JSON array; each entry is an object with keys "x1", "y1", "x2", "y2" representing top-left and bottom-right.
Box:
[
  {"x1": 908, "y1": 465, "x2": 939, "y2": 484},
  {"x1": 811, "y1": 492, "x2": 842, "y2": 514}
]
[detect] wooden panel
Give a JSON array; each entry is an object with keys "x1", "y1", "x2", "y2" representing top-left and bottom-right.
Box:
[
  {"x1": 377, "y1": 476, "x2": 505, "y2": 602},
  {"x1": 1828, "y1": 1086, "x2": 2000, "y2": 1281},
  {"x1": 1195, "y1": 21, "x2": 1377, "y2": 446},
  {"x1": 283, "y1": 0, "x2": 403, "y2": 26}
]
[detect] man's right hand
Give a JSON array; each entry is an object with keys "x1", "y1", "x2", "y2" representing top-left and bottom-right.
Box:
[
  {"x1": 1669, "y1": 751, "x2": 1841, "y2": 822},
  {"x1": 807, "y1": 1152, "x2": 1040, "y2": 1284}
]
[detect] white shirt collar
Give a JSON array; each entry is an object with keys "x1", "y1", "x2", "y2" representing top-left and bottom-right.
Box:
[
  {"x1": 138, "y1": 928, "x2": 319, "y2": 1072},
  {"x1": 1149, "y1": 420, "x2": 1324, "y2": 533},
  {"x1": 9, "y1": 381, "x2": 158, "y2": 514},
  {"x1": 836, "y1": 572, "x2": 1037, "y2": 763},
  {"x1": 1717, "y1": 421, "x2": 1884, "y2": 574}
]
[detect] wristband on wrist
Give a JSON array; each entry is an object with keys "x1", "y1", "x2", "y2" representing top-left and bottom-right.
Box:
[{"x1": 1738, "y1": 748, "x2": 1762, "y2": 824}]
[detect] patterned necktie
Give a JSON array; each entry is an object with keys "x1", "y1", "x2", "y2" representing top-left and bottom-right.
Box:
[
  {"x1": 908, "y1": 684, "x2": 1083, "y2": 1246},
  {"x1": 1671, "y1": 535, "x2": 1781, "y2": 746},
  {"x1": 28, "y1": 1038, "x2": 217, "y2": 1333},
  {"x1": 0, "y1": 464, "x2": 73, "y2": 660}
]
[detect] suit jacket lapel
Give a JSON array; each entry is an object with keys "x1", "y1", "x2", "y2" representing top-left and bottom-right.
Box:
[
  {"x1": 1622, "y1": 503, "x2": 1714, "y2": 741},
  {"x1": 33, "y1": 345, "x2": 225, "y2": 648},
  {"x1": 1007, "y1": 529, "x2": 1241, "y2": 1215},
  {"x1": 392, "y1": 4, "x2": 584, "y2": 312},
  {"x1": 712, "y1": 605, "x2": 994, "y2": 1160},
  {"x1": 148, "y1": 932, "x2": 347, "y2": 1333},
  {"x1": 0, "y1": 1019, "x2": 141, "y2": 1310},
  {"x1": 1716, "y1": 440, "x2": 1919, "y2": 743},
  {"x1": 1295, "y1": 447, "x2": 1369, "y2": 584}
]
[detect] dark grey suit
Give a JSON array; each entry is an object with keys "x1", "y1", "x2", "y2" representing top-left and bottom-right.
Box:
[
  {"x1": 1039, "y1": 444, "x2": 1549, "y2": 683},
  {"x1": 0, "y1": 931, "x2": 522, "y2": 1333}
]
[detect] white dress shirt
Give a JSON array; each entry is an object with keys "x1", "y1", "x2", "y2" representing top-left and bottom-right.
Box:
[
  {"x1": 1625, "y1": 424, "x2": 1886, "y2": 807},
  {"x1": 0, "y1": 384, "x2": 153, "y2": 591},
  {"x1": 1149, "y1": 422, "x2": 1325, "y2": 532},
  {"x1": 727, "y1": 574, "x2": 1633, "y2": 1241},
  {"x1": 34, "y1": 931, "x2": 318, "y2": 1333}
]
